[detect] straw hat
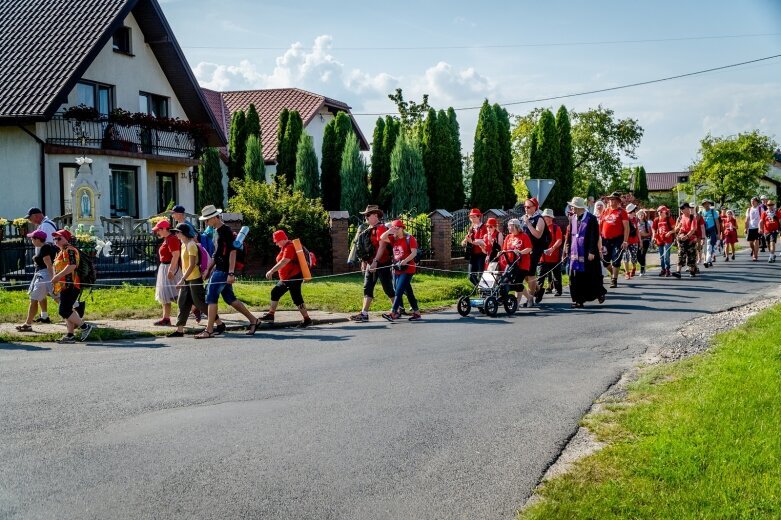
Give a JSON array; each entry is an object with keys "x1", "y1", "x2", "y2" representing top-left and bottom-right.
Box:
[
  {"x1": 541, "y1": 208, "x2": 555, "y2": 218},
  {"x1": 199, "y1": 204, "x2": 223, "y2": 220},
  {"x1": 567, "y1": 196, "x2": 587, "y2": 209}
]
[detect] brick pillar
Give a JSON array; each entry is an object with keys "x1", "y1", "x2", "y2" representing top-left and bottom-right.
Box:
[
  {"x1": 429, "y1": 209, "x2": 453, "y2": 270},
  {"x1": 329, "y1": 211, "x2": 350, "y2": 274}
]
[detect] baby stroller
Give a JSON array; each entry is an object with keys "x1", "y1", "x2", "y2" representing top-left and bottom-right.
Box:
[{"x1": 457, "y1": 251, "x2": 520, "y2": 317}]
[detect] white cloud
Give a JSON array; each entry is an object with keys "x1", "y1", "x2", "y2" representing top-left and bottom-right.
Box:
[{"x1": 410, "y1": 61, "x2": 496, "y2": 105}]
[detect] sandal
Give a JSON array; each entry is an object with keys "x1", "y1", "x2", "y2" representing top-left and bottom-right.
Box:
[
  {"x1": 194, "y1": 330, "x2": 216, "y2": 340},
  {"x1": 15, "y1": 324, "x2": 33, "y2": 332},
  {"x1": 245, "y1": 320, "x2": 259, "y2": 336}
]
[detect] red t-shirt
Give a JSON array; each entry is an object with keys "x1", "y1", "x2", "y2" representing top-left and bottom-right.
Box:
[
  {"x1": 388, "y1": 234, "x2": 417, "y2": 274},
  {"x1": 761, "y1": 210, "x2": 779, "y2": 233},
  {"x1": 276, "y1": 241, "x2": 302, "y2": 280},
  {"x1": 601, "y1": 208, "x2": 628, "y2": 240},
  {"x1": 499, "y1": 233, "x2": 531, "y2": 272},
  {"x1": 370, "y1": 224, "x2": 391, "y2": 264},
  {"x1": 541, "y1": 224, "x2": 563, "y2": 262},
  {"x1": 159, "y1": 234, "x2": 181, "y2": 263},
  {"x1": 481, "y1": 229, "x2": 501, "y2": 256},
  {"x1": 723, "y1": 216, "x2": 737, "y2": 235},
  {"x1": 678, "y1": 214, "x2": 698, "y2": 243},
  {"x1": 468, "y1": 223, "x2": 488, "y2": 254},
  {"x1": 694, "y1": 216, "x2": 705, "y2": 239},
  {"x1": 627, "y1": 215, "x2": 640, "y2": 245},
  {"x1": 652, "y1": 217, "x2": 675, "y2": 245}
]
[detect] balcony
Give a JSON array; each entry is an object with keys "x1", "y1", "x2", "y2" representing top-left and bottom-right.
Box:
[{"x1": 45, "y1": 115, "x2": 202, "y2": 159}]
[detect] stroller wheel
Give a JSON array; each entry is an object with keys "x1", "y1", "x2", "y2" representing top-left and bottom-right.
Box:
[
  {"x1": 485, "y1": 296, "x2": 499, "y2": 317},
  {"x1": 457, "y1": 296, "x2": 471, "y2": 317},
  {"x1": 504, "y1": 295, "x2": 518, "y2": 315}
]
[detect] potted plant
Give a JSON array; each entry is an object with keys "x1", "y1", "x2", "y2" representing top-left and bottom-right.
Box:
[
  {"x1": 62, "y1": 104, "x2": 101, "y2": 121},
  {"x1": 0, "y1": 217, "x2": 7, "y2": 242},
  {"x1": 12, "y1": 217, "x2": 29, "y2": 236}
]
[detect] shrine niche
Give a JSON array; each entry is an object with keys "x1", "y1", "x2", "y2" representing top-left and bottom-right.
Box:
[{"x1": 70, "y1": 156, "x2": 104, "y2": 236}]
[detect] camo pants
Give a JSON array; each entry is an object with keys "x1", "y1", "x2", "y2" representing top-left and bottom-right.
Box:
[{"x1": 677, "y1": 239, "x2": 697, "y2": 271}]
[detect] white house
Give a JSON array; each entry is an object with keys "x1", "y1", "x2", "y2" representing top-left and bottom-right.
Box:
[
  {"x1": 0, "y1": 0, "x2": 225, "y2": 221},
  {"x1": 201, "y1": 88, "x2": 370, "y2": 183}
]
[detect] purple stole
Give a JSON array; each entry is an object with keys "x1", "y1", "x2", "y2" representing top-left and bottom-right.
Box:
[{"x1": 569, "y1": 212, "x2": 591, "y2": 273}]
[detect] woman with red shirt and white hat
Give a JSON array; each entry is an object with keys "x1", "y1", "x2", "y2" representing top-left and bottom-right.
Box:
[
  {"x1": 151, "y1": 219, "x2": 181, "y2": 326},
  {"x1": 461, "y1": 208, "x2": 487, "y2": 284},
  {"x1": 260, "y1": 230, "x2": 312, "y2": 328},
  {"x1": 380, "y1": 220, "x2": 422, "y2": 321}
]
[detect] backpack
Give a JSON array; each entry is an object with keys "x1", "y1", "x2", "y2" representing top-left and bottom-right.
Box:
[
  {"x1": 354, "y1": 226, "x2": 376, "y2": 262},
  {"x1": 628, "y1": 216, "x2": 637, "y2": 238},
  {"x1": 195, "y1": 242, "x2": 210, "y2": 274},
  {"x1": 302, "y1": 246, "x2": 317, "y2": 268},
  {"x1": 233, "y1": 234, "x2": 247, "y2": 272},
  {"x1": 198, "y1": 231, "x2": 215, "y2": 257},
  {"x1": 405, "y1": 235, "x2": 423, "y2": 263},
  {"x1": 75, "y1": 248, "x2": 96, "y2": 288}
]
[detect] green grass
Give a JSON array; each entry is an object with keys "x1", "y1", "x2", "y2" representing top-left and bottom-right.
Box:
[
  {"x1": 0, "y1": 273, "x2": 473, "y2": 322},
  {"x1": 0, "y1": 327, "x2": 154, "y2": 344},
  {"x1": 520, "y1": 304, "x2": 781, "y2": 519}
]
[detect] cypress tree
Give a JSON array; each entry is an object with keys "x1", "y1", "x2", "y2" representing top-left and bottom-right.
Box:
[
  {"x1": 294, "y1": 132, "x2": 320, "y2": 199},
  {"x1": 228, "y1": 110, "x2": 247, "y2": 197},
  {"x1": 369, "y1": 117, "x2": 386, "y2": 204},
  {"x1": 244, "y1": 134, "x2": 265, "y2": 182},
  {"x1": 421, "y1": 108, "x2": 440, "y2": 210},
  {"x1": 281, "y1": 110, "x2": 303, "y2": 187},
  {"x1": 275, "y1": 108, "x2": 290, "y2": 184},
  {"x1": 528, "y1": 131, "x2": 540, "y2": 179},
  {"x1": 198, "y1": 147, "x2": 225, "y2": 208},
  {"x1": 378, "y1": 116, "x2": 400, "y2": 208},
  {"x1": 340, "y1": 133, "x2": 370, "y2": 215},
  {"x1": 320, "y1": 120, "x2": 339, "y2": 210},
  {"x1": 555, "y1": 105, "x2": 574, "y2": 213},
  {"x1": 328, "y1": 112, "x2": 354, "y2": 209},
  {"x1": 634, "y1": 166, "x2": 649, "y2": 200},
  {"x1": 494, "y1": 104, "x2": 515, "y2": 209},
  {"x1": 533, "y1": 109, "x2": 560, "y2": 207},
  {"x1": 447, "y1": 108, "x2": 465, "y2": 210},
  {"x1": 471, "y1": 100, "x2": 502, "y2": 210},
  {"x1": 245, "y1": 103, "x2": 261, "y2": 138},
  {"x1": 387, "y1": 135, "x2": 429, "y2": 215}
]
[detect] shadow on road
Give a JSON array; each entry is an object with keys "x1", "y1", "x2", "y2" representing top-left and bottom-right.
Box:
[{"x1": 0, "y1": 343, "x2": 52, "y2": 351}]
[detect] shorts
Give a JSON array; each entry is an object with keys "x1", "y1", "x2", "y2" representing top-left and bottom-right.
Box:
[
  {"x1": 765, "y1": 230, "x2": 779, "y2": 243},
  {"x1": 602, "y1": 236, "x2": 623, "y2": 268},
  {"x1": 28, "y1": 270, "x2": 54, "y2": 301},
  {"x1": 270, "y1": 279, "x2": 304, "y2": 306},
  {"x1": 205, "y1": 270, "x2": 237, "y2": 305},
  {"x1": 58, "y1": 287, "x2": 81, "y2": 320},
  {"x1": 528, "y1": 248, "x2": 543, "y2": 275},
  {"x1": 747, "y1": 228, "x2": 760, "y2": 241}
]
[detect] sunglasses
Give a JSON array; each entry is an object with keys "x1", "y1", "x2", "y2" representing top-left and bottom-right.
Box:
[
  {"x1": 524, "y1": 205, "x2": 534, "y2": 209},
  {"x1": 53, "y1": 237, "x2": 64, "y2": 241}
]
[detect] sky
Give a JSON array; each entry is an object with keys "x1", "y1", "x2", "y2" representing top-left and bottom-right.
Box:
[{"x1": 159, "y1": 0, "x2": 781, "y2": 173}]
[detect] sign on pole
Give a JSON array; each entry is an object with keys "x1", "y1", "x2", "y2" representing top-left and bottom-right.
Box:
[{"x1": 525, "y1": 179, "x2": 556, "y2": 207}]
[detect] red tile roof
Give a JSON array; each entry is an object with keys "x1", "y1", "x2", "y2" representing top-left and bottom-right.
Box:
[
  {"x1": 647, "y1": 172, "x2": 687, "y2": 191},
  {"x1": 213, "y1": 88, "x2": 369, "y2": 163}
]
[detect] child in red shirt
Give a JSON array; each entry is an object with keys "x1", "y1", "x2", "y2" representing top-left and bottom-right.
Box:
[{"x1": 381, "y1": 220, "x2": 422, "y2": 321}]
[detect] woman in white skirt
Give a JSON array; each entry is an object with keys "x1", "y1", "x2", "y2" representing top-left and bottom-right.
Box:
[
  {"x1": 151, "y1": 220, "x2": 181, "y2": 326},
  {"x1": 15, "y1": 230, "x2": 57, "y2": 332}
]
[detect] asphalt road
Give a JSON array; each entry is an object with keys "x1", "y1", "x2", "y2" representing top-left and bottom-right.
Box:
[{"x1": 2, "y1": 252, "x2": 779, "y2": 520}]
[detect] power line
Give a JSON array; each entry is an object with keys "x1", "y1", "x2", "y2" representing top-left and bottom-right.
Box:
[
  {"x1": 351, "y1": 53, "x2": 781, "y2": 116},
  {"x1": 181, "y1": 32, "x2": 781, "y2": 51}
]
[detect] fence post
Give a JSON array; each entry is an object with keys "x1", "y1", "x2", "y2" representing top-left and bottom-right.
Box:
[
  {"x1": 121, "y1": 216, "x2": 133, "y2": 237},
  {"x1": 429, "y1": 209, "x2": 453, "y2": 271},
  {"x1": 329, "y1": 211, "x2": 350, "y2": 274},
  {"x1": 484, "y1": 208, "x2": 507, "y2": 228}
]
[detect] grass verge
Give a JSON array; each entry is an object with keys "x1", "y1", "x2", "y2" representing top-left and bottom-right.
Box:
[
  {"x1": 520, "y1": 303, "x2": 781, "y2": 519},
  {"x1": 0, "y1": 327, "x2": 155, "y2": 344}
]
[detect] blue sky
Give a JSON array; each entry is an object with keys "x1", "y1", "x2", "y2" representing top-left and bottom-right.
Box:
[{"x1": 160, "y1": 0, "x2": 781, "y2": 172}]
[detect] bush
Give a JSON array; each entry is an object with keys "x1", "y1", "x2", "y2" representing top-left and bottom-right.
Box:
[{"x1": 229, "y1": 179, "x2": 331, "y2": 265}]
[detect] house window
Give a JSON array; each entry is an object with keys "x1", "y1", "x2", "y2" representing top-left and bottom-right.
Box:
[
  {"x1": 139, "y1": 92, "x2": 169, "y2": 118},
  {"x1": 109, "y1": 166, "x2": 138, "y2": 218},
  {"x1": 156, "y1": 173, "x2": 177, "y2": 214},
  {"x1": 76, "y1": 81, "x2": 113, "y2": 115},
  {"x1": 59, "y1": 164, "x2": 79, "y2": 216},
  {"x1": 112, "y1": 26, "x2": 132, "y2": 54}
]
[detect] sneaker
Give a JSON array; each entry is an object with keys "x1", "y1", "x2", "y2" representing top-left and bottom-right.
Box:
[
  {"x1": 609, "y1": 279, "x2": 618, "y2": 288},
  {"x1": 33, "y1": 316, "x2": 51, "y2": 324},
  {"x1": 534, "y1": 287, "x2": 545, "y2": 304},
  {"x1": 57, "y1": 334, "x2": 76, "y2": 344},
  {"x1": 167, "y1": 330, "x2": 184, "y2": 338},
  {"x1": 153, "y1": 318, "x2": 171, "y2": 326},
  {"x1": 408, "y1": 312, "x2": 423, "y2": 321},
  {"x1": 545, "y1": 288, "x2": 553, "y2": 294},
  {"x1": 381, "y1": 312, "x2": 400, "y2": 322},
  {"x1": 214, "y1": 322, "x2": 227, "y2": 335},
  {"x1": 672, "y1": 272, "x2": 681, "y2": 279},
  {"x1": 732, "y1": 254, "x2": 736, "y2": 260},
  {"x1": 658, "y1": 270, "x2": 666, "y2": 277},
  {"x1": 259, "y1": 312, "x2": 275, "y2": 322},
  {"x1": 554, "y1": 292, "x2": 562, "y2": 297},
  {"x1": 665, "y1": 269, "x2": 672, "y2": 277},
  {"x1": 399, "y1": 307, "x2": 408, "y2": 316},
  {"x1": 350, "y1": 312, "x2": 369, "y2": 322},
  {"x1": 79, "y1": 323, "x2": 94, "y2": 342},
  {"x1": 689, "y1": 272, "x2": 696, "y2": 278},
  {"x1": 297, "y1": 318, "x2": 313, "y2": 328},
  {"x1": 704, "y1": 262, "x2": 711, "y2": 268}
]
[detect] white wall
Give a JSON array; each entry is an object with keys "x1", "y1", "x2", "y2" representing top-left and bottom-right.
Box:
[{"x1": 0, "y1": 126, "x2": 42, "y2": 219}]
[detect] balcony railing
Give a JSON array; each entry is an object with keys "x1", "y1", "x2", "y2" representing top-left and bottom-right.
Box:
[{"x1": 45, "y1": 116, "x2": 199, "y2": 158}]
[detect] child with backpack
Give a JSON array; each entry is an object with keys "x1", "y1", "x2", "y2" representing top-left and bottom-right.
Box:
[
  {"x1": 259, "y1": 230, "x2": 312, "y2": 328},
  {"x1": 50, "y1": 230, "x2": 94, "y2": 343},
  {"x1": 168, "y1": 223, "x2": 211, "y2": 337},
  {"x1": 380, "y1": 220, "x2": 422, "y2": 322}
]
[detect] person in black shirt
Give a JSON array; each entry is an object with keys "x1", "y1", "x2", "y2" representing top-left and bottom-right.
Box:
[
  {"x1": 195, "y1": 205, "x2": 259, "y2": 339},
  {"x1": 15, "y1": 230, "x2": 57, "y2": 332}
]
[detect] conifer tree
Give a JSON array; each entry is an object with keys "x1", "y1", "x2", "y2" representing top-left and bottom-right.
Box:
[
  {"x1": 387, "y1": 135, "x2": 429, "y2": 215},
  {"x1": 378, "y1": 116, "x2": 400, "y2": 208},
  {"x1": 533, "y1": 109, "x2": 560, "y2": 207},
  {"x1": 275, "y1": 109, "x2": 290, "y2": 184},
  {"x1": 369, "y1": 117, "x2": 386, "y2": 204},
  {"x1": 421, "y1": 107, "x2": 441, "y2": 210},
  {"x1": 198, "y1": 147, "x2": 225, "y2": 208},
  {"x1": 633, "y1": 165, "x2": 649, "y2": 200},
  {"x1": 471, "y1": 100, "x2": 503, "y2": 210},
  {"x1": 244, "y1": 134, "x2": 265, "y2": 182},
  {"x1": 228, "y1": 110, "x2": 247, "y2": 197},
  {"x1": 294, "y1": 132, "x2": 320, "y2": 199},
  {"x1": 494, "y1": 104, "x2": 515, "y2": 208},
  {"x1": 340, "y1": 133, "x2": 370, "y2": 215},
  {"x1": 555, "y1": 105, "x2": 574, "y2": 213},
  {"x1": 280, "y1": 110, "x2": 303, "y2": 186},
  {"x1": 447, "y1": 108, "x2": 465, "y2": 209},
  {"x1": 245, "y1": 103, "x2": 261, "y2": 138},
  {"x1": 320, "y1": 120, "x2": 339, "y2": 209}
]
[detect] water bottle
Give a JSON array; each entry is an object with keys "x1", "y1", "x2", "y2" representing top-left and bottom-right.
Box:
[{"x1": 233, "y1": 225, "x2": 250, "y2": 248}]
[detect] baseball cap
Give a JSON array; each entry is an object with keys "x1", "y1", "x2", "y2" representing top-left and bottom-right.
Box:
[
  {"x1": 172, "y1": 205, "x2": 186, "y2": 214},
  {"x1": 27, "y1": 230, "x2": 47, "y2": 241},
  {"x1": 152, "y1": 220, "x2": 171, "y2": 231},
  {"x1": 25, "y1": 207, "x2": 43, "y2": 218}
]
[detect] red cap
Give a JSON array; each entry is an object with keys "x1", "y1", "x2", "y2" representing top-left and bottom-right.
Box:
[
  {"x1": 391, "y1": 219, "x2": 405, "y2": 229},
  {"x1": 486, "y1": 217, "x2": 498, "y2": 227},
  {"x1": 27, "y1": 230, "x2": 47, "y2": 241},
  {"x1": 469, "y1": 208, "x2": 482, "y2": 217},
  {"x1": 152, "y1": 220, "x2": 171, "y2": 231},
  {"x1": 527, "y1": 197, "x2": 539, "y2": 209},
  {"x1": 272, "y1": 230, "x2": 288, "y2": 243},
  {"x1": 52, "y1": 229, "x2": 73, "y2": 242}
]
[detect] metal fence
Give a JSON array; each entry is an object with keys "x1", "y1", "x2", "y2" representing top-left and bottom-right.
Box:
[
  {"x1": 346, "y1": 214, "x2": 433, "y2": 261},
  {"x1": 450, "y1": 209, "x2": 471, "y2": 259}
]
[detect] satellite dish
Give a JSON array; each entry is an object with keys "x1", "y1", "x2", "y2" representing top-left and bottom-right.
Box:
[{"x1": 525, "y1": 179, "x2": 556, "y2": 206}]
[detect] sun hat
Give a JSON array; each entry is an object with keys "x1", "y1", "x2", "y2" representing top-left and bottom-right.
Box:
[
  {"x1": 152, "y1": 220, "x2": 171, "y2": 231},
  {"x1": 25, "y1": 207, "x2": 43, "y2": 218},
  {"x1": 172, "y1": 205, "x2": 186, "y2": 214},
  {"x1": 359, "y1": 205, "x2": 384, "y2": 218},
  {"x1": 768, "y1": 200, "x2": 776, "y2": 206},
  {"x1": 486, "y1": 217, "x2": 498, "y2": 226},
  {"x1": 172, "y1": 222, "x2": 194, "y2": 238},
  {"x1": 541, "y1": 208, "x2": 555, "y2": 218},
  {"x1": 608, "y1": 191, "x2": 622, "y2": 200},
  {"x1": 52, "y1": 229, "x2": 73, "y2": 242},
  {"x1": 568, "y1": 196, "x2": 587, "y2": 209},
  {"x1": 26, "y1": 230, "x2": 47, "y2": 241},
  {"x1": 469, "y1": 208, "x2": 482, "y2": 217},
  {"x1": 272, "y1": 230, "x2": 288, "y2": 243},
  {"x1": 761, "y1": 195, "x2": 768, "y2": 200},
  {"x1": 198, "y1": 204, "x2": 223, "y2": 221},
  {"x1": 507, "y1": 218, "x2": 522, "y2": 228},
  {"x1": 391, "y1": 219, "x2": 405, "y2": 229},
  {"x1": 626, "y1": 203, "x2": 637, "y2": 213}
]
